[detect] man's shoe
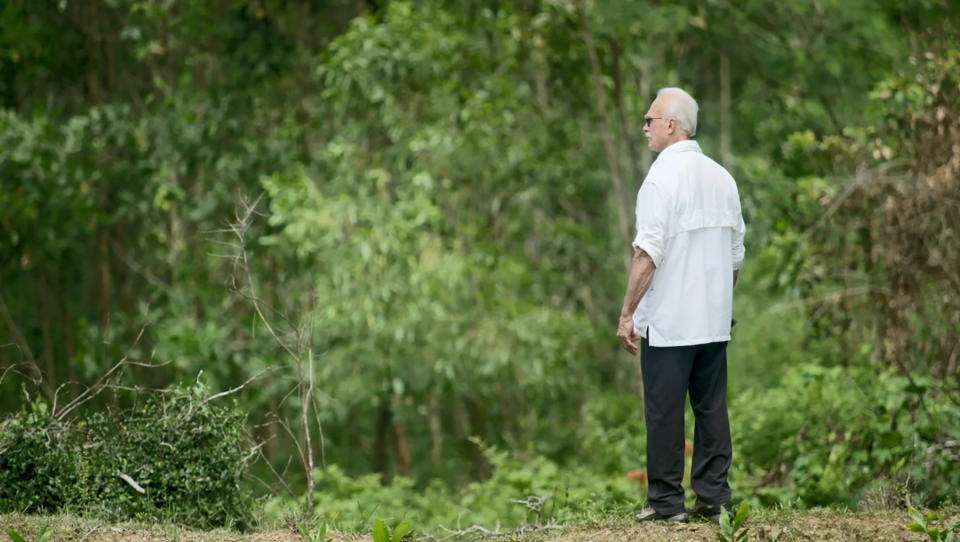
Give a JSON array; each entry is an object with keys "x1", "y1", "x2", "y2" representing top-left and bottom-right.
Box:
[
  {"x1": 687, "y1": 500, "x2": 732, "y2": 523},
  {"x1": 634, "y1": 509, "x2": 689, "y2": 523}
]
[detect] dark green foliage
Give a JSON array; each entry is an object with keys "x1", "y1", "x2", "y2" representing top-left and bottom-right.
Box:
[
  {"x1": 0, "y1": 383, "x2": 252, "y2": 529},
  {"x1": 0, "y1": 401, "x2": 75, "y2": 513}
]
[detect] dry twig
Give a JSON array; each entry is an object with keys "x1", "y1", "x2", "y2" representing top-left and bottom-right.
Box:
[{"x1": 226, "y1": 192, "x2": 323, "y2": 516}]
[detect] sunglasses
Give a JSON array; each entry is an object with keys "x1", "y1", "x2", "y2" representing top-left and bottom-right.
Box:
[{"x1": 644, "y1": 117, "x2": 665, "y2": 127}]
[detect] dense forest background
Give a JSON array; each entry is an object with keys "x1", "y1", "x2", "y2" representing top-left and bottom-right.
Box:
[{"x1": 1, "y1": 0, "x2": 959, "y2": 531}]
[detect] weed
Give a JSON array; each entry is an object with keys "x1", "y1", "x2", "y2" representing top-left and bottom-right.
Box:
[
  {"x1": 908, "y1": 507, "x2": 959, "y2": 542},
  {"x1": 296, "y1": 520, "x2": 334, "y2": 542},
  {"x1": 717, "y1": 501, "x2": 750, "y2": 542},
  {"x1": 372, "y1": 518, "x2": 413, "y2": 542},
  {"x1": 7, "y1": 527, "x2": 52, "y2": 542}
]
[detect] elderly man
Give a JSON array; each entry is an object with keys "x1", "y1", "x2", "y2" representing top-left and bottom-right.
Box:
[{"x1": 617, "y1": 87, "x2": 745, "y2": 523}]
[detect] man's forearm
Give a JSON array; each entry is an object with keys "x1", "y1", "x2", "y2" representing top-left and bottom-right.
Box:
[{"x1": 620, "y1": 250, "x2": 657, "y2": 318}]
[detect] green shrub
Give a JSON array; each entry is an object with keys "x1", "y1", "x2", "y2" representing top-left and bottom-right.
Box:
[
  {"x1": 732, "y1": 364, "x2": 960, "y2": 509},
  {"x1": 0, "y1": 401, "x2": 76, "y2": 512},
  {"x1": 0, "y1": 382, "x2": 253, "y2": 529},
  {"x1": 264, "y1": 441, "x2": 638, "y2": 534}
]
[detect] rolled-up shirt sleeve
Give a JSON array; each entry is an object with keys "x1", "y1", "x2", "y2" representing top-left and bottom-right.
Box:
[
  {"x1": 632, "y1": 180, "x2": 668, "y2": 268},
  {"x1": 732, "y1": 212, "x2": 746, "y2": 270}
]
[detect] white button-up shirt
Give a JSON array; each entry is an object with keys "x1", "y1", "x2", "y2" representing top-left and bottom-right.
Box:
[{"x1": 631, "y1": 140, "x2": 745, "y2": 347}]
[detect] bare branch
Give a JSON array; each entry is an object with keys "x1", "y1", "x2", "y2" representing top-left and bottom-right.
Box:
[
  {"x1": 202, "y1": 367, "x2": 272, "y2": 404},
  {"x1": 117, "y1": 471, "x2": 147, "y2": 494},
  {"x1": 0, "y1": 361, "x2": 42, "y2": 387},
  {"x1": 311, "y1": 394, "x2": 327, "y2": 470},
  {"x1": 232, "y1": 290, "x2": 299, "y2": 334},
  {"x1": 228, "y1": 191, "x2": 321, "y2": 517},
  {"x1": 249, "y1": 436, "x2": 295, "y2": 498},
  {"x1": 55, "y1": 321, "x2": 170, "y2": 421},
  {"x1": 102, "y1": 384, "x2": 178, "y2": 394},
  {"x1": 274, "y1": 414, "x2": 307, "y2": 477},
  {"x1": 0, "y1": 296, "x2": 44, "y2": 390}
]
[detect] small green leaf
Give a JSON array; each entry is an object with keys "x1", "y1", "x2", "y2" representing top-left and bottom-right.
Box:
[
  {"x1": 909, "y1": 507, "x2": 926, "y2": 526},
  {"x1": 392, "y1": 520, "x2": 412, "y2": 542},
  {"x1": 8, "y1": 528, "x2": 27, "y2": 542},
  {"x1": 373, "y1": 519, "x2": 389, "y2": 542},
  {"x1": 719, "y1": 508, "x2": 732, "y2": 530},
  {"x1": 734, "y1": 501, "x2": 750, "y2": 528},
  {"x1": 39, "y1": 528, "x2": 54, "y2": 542},
  {"x1": 909, "y1": 524, "x2": 927, "y2": 533}
]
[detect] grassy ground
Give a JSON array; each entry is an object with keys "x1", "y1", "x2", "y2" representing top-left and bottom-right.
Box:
[{"x1": 3, "y1": 508, "x2": 957, "y2": 541}]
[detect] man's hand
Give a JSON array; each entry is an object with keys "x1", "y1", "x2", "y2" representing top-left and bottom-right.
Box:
[
  {"x1": 618, "y1": 249, "x2": 655, "y2": 356},
  {"x1": 617, "y1": 314, "x2": 640, "y2": 355}
]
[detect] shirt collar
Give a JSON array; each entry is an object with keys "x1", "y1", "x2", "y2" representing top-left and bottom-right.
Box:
[{"x1": 653, "y1": 139, "x2": 702, "y2": 163}]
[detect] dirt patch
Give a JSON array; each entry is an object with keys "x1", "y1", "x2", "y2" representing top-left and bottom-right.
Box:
[
  {"x1": 544, "y1": 510, "x2": 930, "y2": 541},
  {"x1": 4, "y1": 509, "x2": 956, "y2": 542},
  {"x1": 0, "y1": 515, "x2": 370, "y2": 542},
  {"x1": 63, "y1": 527, "x2": 307, "y2": 542},
  {"x1": 548, "y1": 522, "x2": 716, "y2": 542},
  {"x1": 70, "y1": 527, "x2": 365, "y2": 542}
]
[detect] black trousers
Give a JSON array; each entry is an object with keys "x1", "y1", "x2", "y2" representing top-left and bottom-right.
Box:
[{"x1": 640, "y1": 336, "x2": 732, "y2": 514}]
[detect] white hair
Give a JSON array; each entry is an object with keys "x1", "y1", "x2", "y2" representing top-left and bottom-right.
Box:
[{"x1": 656, "y1": 87, "x2": 698, "y2": 137}]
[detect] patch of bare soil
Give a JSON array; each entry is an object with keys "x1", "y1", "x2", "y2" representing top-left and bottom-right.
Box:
[
  {"x1": 545, "y1": 510, "x2": 928, "y2": 541},
  {"x1": 70, "y1": 527, "x2": 364, "y2": 542},
  {"x1": 0, "y1": 515, "x2": 370, "y2": 542},
  {"x1": 5, "y1": 509, "x2": 957, "y2": 542},
  {"x1": 64, "y1": 527, "x2": 302, "y2": 542}
]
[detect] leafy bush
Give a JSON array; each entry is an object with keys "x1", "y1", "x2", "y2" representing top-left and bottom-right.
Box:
[
  {"x1": 0, "y1": 401, "x2": 76, "y2": 512},
  {"x1": 732, "y1": 364, "x2": 960, "y2": 508},
  {"x1": 264, "y1": 441, "x2": 639, "y2": 534},
  {"x1": 0, "y1": 382, "x2": 253, "y2": 529}
]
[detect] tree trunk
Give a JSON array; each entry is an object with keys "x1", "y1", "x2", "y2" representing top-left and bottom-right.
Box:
[
  {"x1": 35, "y1": 273, "x2": 58, "y2": 399},
  {"x1": 610, "y1": 39, "x2": 640, "y2": 188},
  {"x1": 301, "y1": 348, "x2": 315, "y2": 517},
  {"x1": 374, "y1": 399, "x2": 392, "y2": 480},
  {"x1": 391, "y1": 399, "x2": 412, "y2": 478},
  {"x1": 577, "y1": 0, "x2": 633, "y2": 274},
  {"x1": 429, "y1": 393, "x2": 443, "y2": 471},
  {"x1": 720, "y1": 55, "x2": 733, "y2": 168},
  {"x1": 635, "y1": 61, "x2": 653, "y2": 175}
]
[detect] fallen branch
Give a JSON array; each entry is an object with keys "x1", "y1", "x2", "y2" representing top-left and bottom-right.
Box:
[{"x1": 510, "y1": 495, "x2": 549, "y2": 525}]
